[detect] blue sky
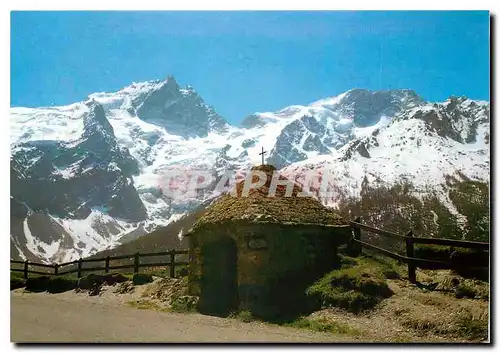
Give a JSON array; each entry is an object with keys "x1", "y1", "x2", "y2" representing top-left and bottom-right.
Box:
[{"x1": 11, "y1": 11, "x2": 489, "y2": 124}]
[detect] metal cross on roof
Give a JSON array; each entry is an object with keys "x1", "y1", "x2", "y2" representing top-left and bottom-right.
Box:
[{"x1": 259, "y1": 146, "x2": 267, "y2": 165}]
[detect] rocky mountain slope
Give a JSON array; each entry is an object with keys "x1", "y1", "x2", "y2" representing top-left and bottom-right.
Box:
[{"x1": 10, "y1": 76, "x2": 490, "y2": 263}]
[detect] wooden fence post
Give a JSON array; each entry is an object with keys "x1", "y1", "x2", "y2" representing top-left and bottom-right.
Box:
[
  {"x1": 54, "y1": 264, "x2": 59, "y2": 276},
  {"x1": 105, "y1": 256, "x2": 110, "y2": 273},
  {"x1": 405, "y1": 231, "x2": 416, "y2": 283},
  {"x1": 169, "y1": 250, "x2": 176, "y2": 278},
  {"x1": 24, "y1": 260, "x2": 29, "y2": 280},
  {"x1": 77, "y1": 258, "x2": 83, "y2": 278},
  {"x1": 353, "y1": 216, "x2": 362, "y2": 257},
  {"x1": 134, "y1": 252, "x2": 140, "y2": 274}
]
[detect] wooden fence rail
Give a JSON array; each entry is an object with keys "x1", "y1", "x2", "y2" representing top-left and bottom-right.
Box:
[
  {"x1": 348, "y1": 219, "x2": 489, "y2": 283},
  {"x1": 10, "y1": 249, "x2": 188, "y2": 280}
]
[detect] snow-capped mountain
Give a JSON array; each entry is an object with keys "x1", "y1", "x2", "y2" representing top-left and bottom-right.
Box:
[{"x1": 10, "y1": 76, "x2": 490, "y2": 263}]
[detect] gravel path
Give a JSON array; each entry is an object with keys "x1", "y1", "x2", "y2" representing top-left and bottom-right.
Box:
[{"x1": 10, "y1": 290, "x2": 358, "y2": 343}]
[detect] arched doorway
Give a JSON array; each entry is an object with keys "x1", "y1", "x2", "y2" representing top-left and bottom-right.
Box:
[{"x1": 198, "y1": 237, "x2": 238, "y2": 316}]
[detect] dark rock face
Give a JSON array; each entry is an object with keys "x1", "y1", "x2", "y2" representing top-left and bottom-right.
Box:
[
  {"x1": 241, "y1": 114, "x2": 267, "y2": 129},
  {"x1": 11, "y1": 196, "x2": 29, "y2": 218},
  {"x1": 132, "y1": 76, "x2": 228, "y2": 137},
  {"x1": 241, "y1": 138, "x2": 257, "y2": 148},
  {"x1": 213, "y1": 144, "x2": 249, "y2": 181},
  {"x1": 339, "y1": 136, "x2": 380, "y2": 161},
  {"x1": 398, "y1": 96, "x2": 489, "y2": 144},
  {"x1": 10, "y1": 101, "x2": 147, "y2": 221},
  {"x1": 334, "y1": 89, "x2": 423, "y2": 127},
  {"x1": 268, "y1": 116, "x2": 333, "y2": 169}
]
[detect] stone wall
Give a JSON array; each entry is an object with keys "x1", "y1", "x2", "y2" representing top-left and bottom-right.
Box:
[{"x1": 187, "y1": 220, "x2": 351, "y2": 317}]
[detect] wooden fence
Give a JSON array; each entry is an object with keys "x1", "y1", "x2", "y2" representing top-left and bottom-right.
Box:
[
  {"x1": 10, "y1": 219, "x2": 490, "y2": 284},
  {"x1": 10, "y1": 249, "x2": 188, "y2": 280},
  {"x1": 348, "y1": 217, "x2": 490, "y2": 283}
]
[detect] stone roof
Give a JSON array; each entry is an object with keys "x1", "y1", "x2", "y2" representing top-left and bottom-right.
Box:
[{"x1": 190, "y1": 164, "x2": 347, "y2": 230}]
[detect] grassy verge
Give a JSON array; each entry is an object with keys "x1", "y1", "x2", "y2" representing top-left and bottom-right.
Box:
[
  {"x1": 25, "y1": 275, "x2": 78, "y2": 293},
  {"x1": 227, "y1": 310, "x2": 360, "y2": 336},
  {"x1": 413, "y1": 244, "x2": 489, "y2": 279},
  {"x1": 306, "y1": 255, "x2": 394, "y2": 313},
  {"x1": 17, "y1": 272, "x2": 135, "y2": 293},
  {"x1": 399, "y1": 307, "x2": 488, "y2": 341},
  {"x1": 285, "y1": 317, "x2": 360, "y2": 335},
  {"x1": 11, "y1": 272, "x2": 26, "y2": 290},
  {"x1": 127, "y1": 299, "x2": 170, "y2": 312},
  {"x1": 132, "y1": 273, "x2": 153, "y2": 285},
  {"x1": 229, "y1": 310, "x2": 255, "y2": 323},
  {"x1": 454, "y1": 309, "x2": 489, "y2": 341},
  {"x1": 141, "y1": 266, "x2": 189, "y2": 278}
]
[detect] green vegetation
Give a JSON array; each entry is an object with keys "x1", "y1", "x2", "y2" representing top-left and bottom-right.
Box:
[
  {"x1": 127, "y1": 299, "x2": 169, "y2": 312},
  {"x1": 19, "y1": 272, "x2": 133, "y2": 294},
  {"x1": 360, "y1": 252, "x2": 406, "y2": 279},
  {"x1": 448, "y1": 179, "x2": 489, "y2": 242},
  {"x1": 400, "y1": 307, "x2": 488, "y2": 341},
  {"x1": 418, "y1": 269, "x2": 489, "y2": 300},
  {"x1": 142, "y1": 265, "x2": 189, "y2": 278},
  {"x1": 336, "y1": 178, "x2": 489, "y2": 243},
  {"x1": 414, "y1": 244, "x2": 450, "y2": 263},
  {"x1": 286, "y1": 317, "x2": 360, "y2": 335},
  {"x1": 170, "y1": 295, "x2": 199, "y2": 313},
  {"x1": 455, "y1": 279, "x2": 489, "y2": 300},
  {"x1": 25, "y1": 275, "x2": 77, "y2": 293},
  {"x1": 10, "y1": 272, "x2": 26, "y2": 290},
  {"x1": 306, "y1": 255, "x2": 393, "y2": 313},
  {"x1": 229, "y1": 310, "x2": 255, "y2": 323},
  {"x1": 414, "y1": 244, "x2": 489, "y2": 279},
  {"x1": 132, "y1": 273, "x2": 153, "y2": 285},
  {"x1": 455, "y1": 309, "x2": 489, "y2": 341},
  {"x1": 226, "y1": 308, "x2": 360, "y2": 336},
  {"x1": 114, "y1": 281, "x2": 134, "y2": 294},
  {"x1": 138, "y1": 276, "x2": 196, "y2": 313},
  {"x1": 77, "y1": 273, "x2": 129, "y2": 290},
  {"x1": 400, "y1": 316, "x2": 450, "y2": 336}
]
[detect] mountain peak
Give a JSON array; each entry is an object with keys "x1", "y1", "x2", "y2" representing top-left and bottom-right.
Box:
[
  {"x1": 323, "y1": 88, "x2": 424, "y2": 127},
  {"x1": 161, "y1": 75, "x2": 180, "y2": 90},
  {"x1": 130, "y1": 77, "x2": 228, "y2": 138},
  {"x1": 83, "y1": 99, "x2": 114, "y2": 136}
]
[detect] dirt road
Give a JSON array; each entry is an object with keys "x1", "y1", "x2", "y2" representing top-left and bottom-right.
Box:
[{"x1": 10, "y1": 291, "x2": 357, "y2": 343}]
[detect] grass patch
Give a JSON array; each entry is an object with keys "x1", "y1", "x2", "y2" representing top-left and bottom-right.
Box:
[
  {"x1": 393, "y1": 308, "x2": 410, "y2": 316},
  {"x1": 420, "y1": 270, "x2": 489, "y2": 300},
  {"x1": 229, "y1": 310, "x2": 255, "y2": 323},
  {"x1": 400, "y1": 317, "x2": 449, "y2": 336},
  {"x1": 412, "y1": 294, "x2": 449, "y2": 309},
  {"x1": 141, "y1": 266, "x2": 188, "y2": 278},
  {"x1": 132, "y1": 273, "x2": 153, "y2": 286},
  {"x1": 11, "y1": 271, "x2": 25, "y2": 279},
  {"x1": 306, "y1": 255, "x2": 393, "y2": 313},
  {"x1": 25, "y1": 275, "x2": 77, "y2": 293},
  {"x1": 47, "y1": 275, "x2": 78, "y2": 293},
  {"x1": 414, "y1": 244, "x2": 451, "y2": 265},
  {"x1": 76, "y1": 273, "x2": 130, "y2": 295},
  {"x1": 170, "y1": 295, "x2": 199, "y2": 313},
  {"x1": 127, "y1": 299, "x2": 169, "y2": 312},
  {"x1": 139, "y1": 276, "x2": 195, "y2": 312},
  {"x1": 455, "y1": 310, "x2": 489, "y2": 341},
  {"x1": 20, "y1": 272, "x2": 137, "y2": 294},
  {"x1": 11, "y1": 272, "x2": 26, "y2": 290},
  {"x1": 360, "y1": 252, "x2": 406, "y2": 280},
  {"x1": 286, "y1": 317, "x2": 359, "y2": 335},
  {"x1": 399, "y1": 307, "x2": 488, "y2": 341},
  {"x1": 454, "y1": 278, "x2": 489, "y2": 300},
  {"x1": 414, "y1": 244, "x2": 489, "y2": 279},
  {"x1": 114, "y1": 281, "x2": 134, "y2": 294}
]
